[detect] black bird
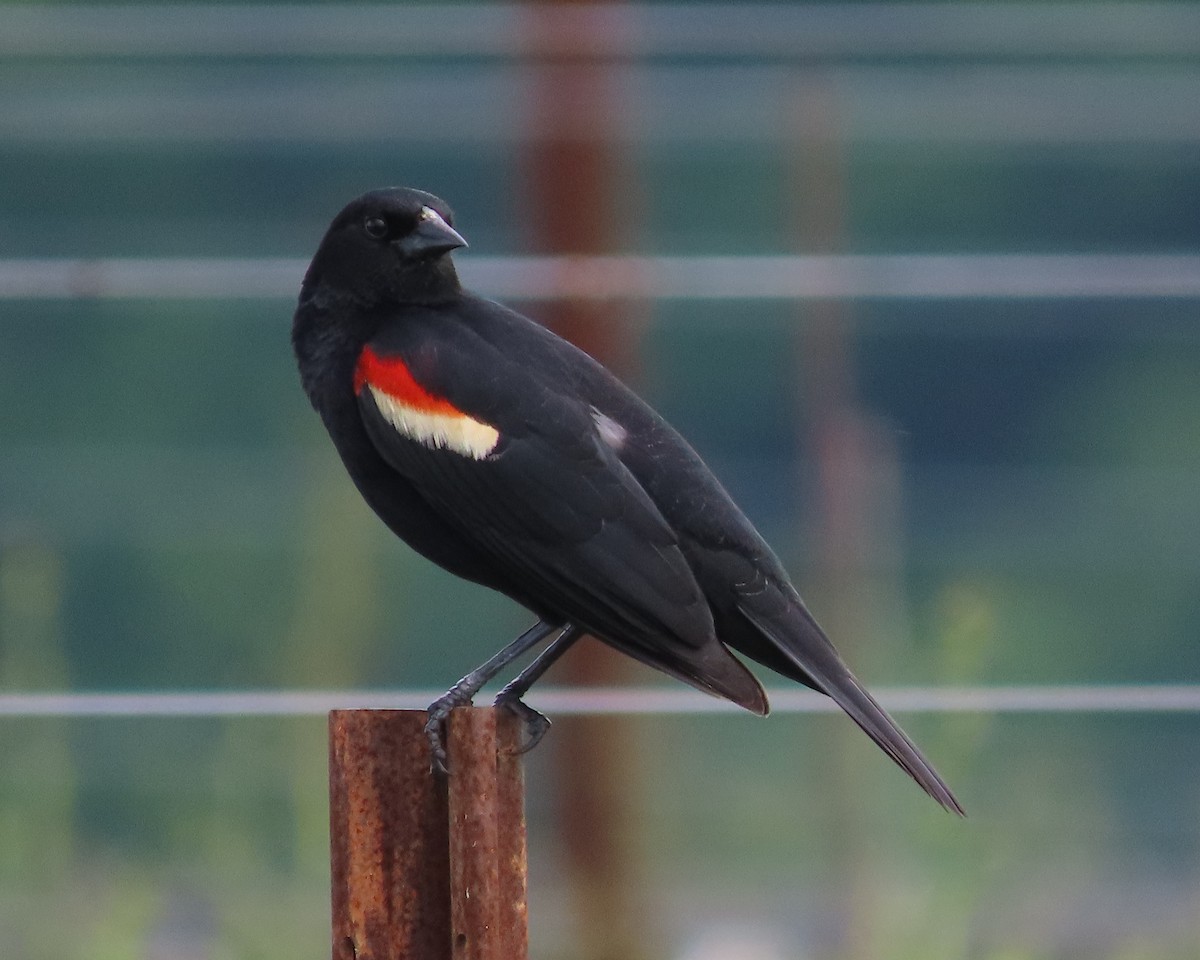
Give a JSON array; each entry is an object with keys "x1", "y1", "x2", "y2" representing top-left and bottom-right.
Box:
[{"x1": 293, "y1": 187, "x2": 963, "y2": 814}]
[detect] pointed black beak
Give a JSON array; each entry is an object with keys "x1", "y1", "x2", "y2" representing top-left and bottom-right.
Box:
[{"x1": 396, "y1": 206, "x2": 468, "y2": 259}]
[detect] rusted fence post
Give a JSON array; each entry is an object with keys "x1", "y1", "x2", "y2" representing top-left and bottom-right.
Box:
[
  {"x1": 446, "y1": 708, "x2": 529, "y2": 960},
  {"x1": 329, "y1": 707, "x2": 527, "y2": 960}
]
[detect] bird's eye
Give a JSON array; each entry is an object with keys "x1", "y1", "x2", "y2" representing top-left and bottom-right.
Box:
[{"x1": 363, "y1": 217, "x2": 389, "y2": 240}]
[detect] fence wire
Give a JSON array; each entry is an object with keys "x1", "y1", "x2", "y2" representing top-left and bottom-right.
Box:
[
  {"x1": 4, "y1": 3, "x2": 1200, "y2": 59},
  {"x1": 3, "y1": 255, "x2": 1200, "y2": 301},
  {"x1": 1, "y1": 685, "x2": 1198, "y2": 717}
]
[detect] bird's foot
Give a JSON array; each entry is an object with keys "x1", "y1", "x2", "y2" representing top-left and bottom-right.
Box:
[
  {"x1": 424, "y1": 685, "x2": 477, "y2": 774},
  {"x1": 422, "y1": 620, "x2": 565, "y2": 771},
  {"x1": 493, "y1": 694, "x2": 552, "y2": 755}
]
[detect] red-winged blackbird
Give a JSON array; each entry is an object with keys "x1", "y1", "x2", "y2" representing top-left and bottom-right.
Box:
[{"x1": 293, "y1": 187, "x2": 963, "y2": 813}]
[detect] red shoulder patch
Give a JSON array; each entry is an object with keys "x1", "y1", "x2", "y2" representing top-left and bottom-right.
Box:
[
  {"x1": 353, "y1": 345, "x2": 461, "y2": 416},
  {"x1": 353, "y1": 344, "x2": 500, "y2": 460}
]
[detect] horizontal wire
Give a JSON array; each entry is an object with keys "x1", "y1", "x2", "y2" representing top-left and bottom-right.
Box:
[
  {"x1": 3, "y1": 255, "x2": 1199, "y2": 301},
  {"x1": 0, "y1": 685, "x2": 1198, "y2": 718},
  {"x1": 6, "y1": 68, "x2": 1198, "y2": 148},
  {"x1": 4, "y1": 4, "x2": 1199, "y2": 59}
]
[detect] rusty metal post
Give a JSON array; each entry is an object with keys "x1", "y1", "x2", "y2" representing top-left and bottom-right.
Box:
[
  {"x1": 493, "y1": 712, "x2": 531, "y2": 954},
  {"x1": 329, "y1": 708, "x2": 527, "y2": 960},
  {"x1": 329, "y1": 710, "x2": 451, "y2": 960},
  {"x1": 446, "y1": 708, "x2": 529, "y2": 960}
]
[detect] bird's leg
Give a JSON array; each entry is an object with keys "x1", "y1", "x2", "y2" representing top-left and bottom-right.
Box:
[
  {"x1": 425, "y1": 619, "x2": 563, "y2": 773},
  {"x1": 493, "y1": 624, "x2": 584, "y2": 754}
]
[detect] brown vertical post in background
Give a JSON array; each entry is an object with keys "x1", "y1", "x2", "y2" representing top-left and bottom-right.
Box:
[
  {"x1": 789, "y1": 84, "x2": 902, "y2": 960},
  {"x1": 329, "y1": 708, "x2": 528, "y2": 960},
  {"x1": 521, "y1": 3, "x2": 649, "y2": 959},
  {"x1": 522, "y1": 0, "x2": 638, "y2": 372}
]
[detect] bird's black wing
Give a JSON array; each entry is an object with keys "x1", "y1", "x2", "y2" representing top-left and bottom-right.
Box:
[
  {"x1": 352, "y1": 320, "x2": 767, "y2": 713},
  {"x1": 534, "y1": 330, "x2": 965, "y2": 813}
]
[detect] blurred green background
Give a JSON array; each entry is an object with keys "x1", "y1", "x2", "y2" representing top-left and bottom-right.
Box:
[{"x1": 2, "y1": 2, "x2": 1200, "y2": 958}]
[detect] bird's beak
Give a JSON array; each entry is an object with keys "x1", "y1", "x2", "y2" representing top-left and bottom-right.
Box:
[{"x1": 397, "y1": 206, "x2": 468, "y2": 258}]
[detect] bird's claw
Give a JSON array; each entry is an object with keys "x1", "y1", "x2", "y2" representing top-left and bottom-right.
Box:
[
  {"x1": 426, "y1": 686, "x2": 551, "y2": 771},
  {"x1": 423, "y1": 713, "x2": 450, "y2": 775},
  {"x1": 424, "y1": 689, "x2": 475, "y2": 775},
  {"x1": 494, "y1": 695, "x2": 552, "y2": 755}
]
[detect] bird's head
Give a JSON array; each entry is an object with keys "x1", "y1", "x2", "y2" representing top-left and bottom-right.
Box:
[{"x1": 301, "y1": 187, "x2": 468, "y2": 307}]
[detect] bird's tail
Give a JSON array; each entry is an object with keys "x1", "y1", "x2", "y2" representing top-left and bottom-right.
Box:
[
  {"x1": 816, "y1": 666, "x2": 964, "y2": 815},
  {"x1": 739, "y1": 603, "x2": 965, "y2": 815}
]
